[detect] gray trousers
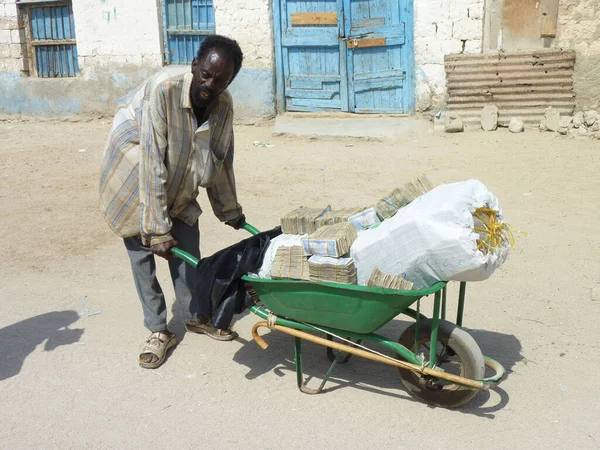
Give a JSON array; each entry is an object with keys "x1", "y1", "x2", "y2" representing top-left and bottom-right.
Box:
[{"x1": 124, "y1": 219, "x2": 200, "y2": 332}]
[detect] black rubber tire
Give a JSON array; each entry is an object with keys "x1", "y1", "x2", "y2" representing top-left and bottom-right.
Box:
[
  {"x1": 397, "y1": 319, "x2": 485, "y2": 408},
  {"x1": 326, "y1": 336, "x2": 361, "y2": 364}
]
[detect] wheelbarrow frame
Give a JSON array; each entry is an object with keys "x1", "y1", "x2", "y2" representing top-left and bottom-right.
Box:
[{"x1": 171, "y1": 223, "x2": 505, "y2": 403}]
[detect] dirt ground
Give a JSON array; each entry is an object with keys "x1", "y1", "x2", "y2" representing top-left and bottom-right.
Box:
[{"x1": 1, "y1": 117, "x2": 599, "y2": 449}]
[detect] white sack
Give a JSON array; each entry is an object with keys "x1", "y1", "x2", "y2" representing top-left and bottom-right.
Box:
[{"x1": 350, "y1": 179, "x2": 510, "y2": 290}]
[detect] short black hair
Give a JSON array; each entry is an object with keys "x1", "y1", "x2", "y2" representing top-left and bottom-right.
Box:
[{"x1": 195, "y1": 35, "x2": 244, "y2": 80}]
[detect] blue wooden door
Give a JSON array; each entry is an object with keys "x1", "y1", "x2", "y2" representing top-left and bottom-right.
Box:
[
  {"x1": 275, "y1": 0, "x2": 348, "y2": 112},
  {"x1": 275, "y1": 0, "x2": 414, "y2": 113},
  {"x1": 344, "y1": 0, "x2": 414, "y2": 113}
]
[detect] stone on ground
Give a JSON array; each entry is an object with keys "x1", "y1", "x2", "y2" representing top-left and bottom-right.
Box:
[
  {"x1": 584, "y1": 110, "x2": 599, "y2": 127},
  {"x1": 572, "y1": 111, "x2": 584, "y2": 128},
  {"x1": 481, "y1": 105, "x2": 499, "y2": 131},
  {"x1": 509, "y1": 117, "x2": 524, "y2": 133},
  {"x1": 544, "y1": 107, "x2": 561, "y2": 132},
  {"x1": 445, "y1": 115, "x2": 464, "y2": 133}
]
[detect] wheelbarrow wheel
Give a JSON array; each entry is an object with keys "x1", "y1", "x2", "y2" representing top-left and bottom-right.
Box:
[
  {"x1": 397, "y1": 319, "x2": 485, "y2": 408},
  {"x1": 326, "y1": 335, "x2": 362, "y2": 364}
]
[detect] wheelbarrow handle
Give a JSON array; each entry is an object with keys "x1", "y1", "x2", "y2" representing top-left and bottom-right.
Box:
[
  {"x1": 170, "y1": 221, "x2": 260, "y2": 268},
  {"x1": 242, "y1": 222, "x2": 260, "y2": 236}
]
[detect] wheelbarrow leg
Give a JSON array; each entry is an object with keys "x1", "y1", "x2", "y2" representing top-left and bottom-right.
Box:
[{"x1": 294, "y1": 337, "x2": 337, "y2": 395}]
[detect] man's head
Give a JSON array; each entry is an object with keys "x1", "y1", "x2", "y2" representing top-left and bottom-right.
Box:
[{"x1": 190, "y1": 35, "x2": 243, "y2": 109}]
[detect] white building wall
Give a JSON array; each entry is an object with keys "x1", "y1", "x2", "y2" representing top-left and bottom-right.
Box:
[
  {"x1": 213, "y1": 0, "x2": 275, "y2": 120},
  {"x1": 414, "y1": 0, "x2": 485, "y2": 111},
  {"x1": 214, "y1": 0, "x2": 273, "y2": 70},
  {"x1": 0, "y1": 0, "x2": 25, "y2": 73},
  {"x1": 73, "y1": 0, "x2": 163, "y2": 71},
  {"x1": 1, "y1": 0, "x2": 489, "y2": 118}
]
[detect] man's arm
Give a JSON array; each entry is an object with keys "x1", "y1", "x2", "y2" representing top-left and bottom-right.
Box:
[
  {"x1": 138, "y1": 82, "x2": 175, "y2": 250},
  {"x1": 206, "y1": 92, "x2": 244, "y2": 226}
]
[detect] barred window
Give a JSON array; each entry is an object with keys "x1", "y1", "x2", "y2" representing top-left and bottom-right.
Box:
[
  {"x1": 164, "y1": 0, "x2": 215, "y2": 65},
  {"x1": 21, "y1": 1, "x2": 79, "y2": 78}
]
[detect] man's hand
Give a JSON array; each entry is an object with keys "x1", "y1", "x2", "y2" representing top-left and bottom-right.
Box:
[
  {"x1": 150, "y1": 239, "x2": 179, "y2": 260},
  {"x1": 225, "y1": 214, "x2": 246, "y2": 230}
]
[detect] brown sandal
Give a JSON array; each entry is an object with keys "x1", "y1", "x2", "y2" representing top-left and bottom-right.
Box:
[
  {"x1": 139, "y1": 331, "x2": 177, "y2": 369},
  {"x1": 185, "y1": 322, "x2": 238, "y2": 341}
]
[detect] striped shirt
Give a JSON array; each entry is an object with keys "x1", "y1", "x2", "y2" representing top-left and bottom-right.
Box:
[{"x1": 99, "y1": 69, "x2": 242, "y2": 246}]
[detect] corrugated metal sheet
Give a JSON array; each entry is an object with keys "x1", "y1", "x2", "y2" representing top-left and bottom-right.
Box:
[{"x1": 445, "y1": 50, "x2": 576, "y2": 125}]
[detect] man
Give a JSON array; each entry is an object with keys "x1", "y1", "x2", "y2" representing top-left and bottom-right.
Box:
[{"x1": 99, "y1": 35, "x2": 246, "y2": 369}]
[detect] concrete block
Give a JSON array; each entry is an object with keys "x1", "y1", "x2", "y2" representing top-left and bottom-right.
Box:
[
  {"x1": 416, "y1": 1, "x2": 446, "y2": 25},
  {"x1": 445, "y1": 115, "x2": 464, "y2": 133},
  {"x1": 0, "y1": 29, "x2": 11, "y2": 44},
  {"x1": 464, "y1": 39, "x2": 482, "y2": 54},
  {"x1": 0, "y1": 57, "x2": 23, "y2": 72},
  {"x1": 419, "y1": 41, "x2": 444, "y2": 65},
  {"x1": 544, "y1": 107, "x2": 561, "y2": 132},
  {"x1": 0, "y1": 43, "x2": 9, "y2": 58},
  {"x1": 0, "y1": 16, "x2": 19, "y2": 31},
  {"x1": 9, "y1": 43, "x2": 21, "y2": 57},
  {"x1": 481, "y1": 105, "x2": 499, "y2": 131},
  {"x1": 467, "y1": 4, "x2": 484, "y2": 20},
  {"x1": 448, "y1": 1, "x2": 469, "y2": 21},
  {"x1": 509, "y1": 117, "x2": 525, "y2": 133},
  {"x1": 435, "y1": 20, "x2": 455, "y2": 38},
  {"x1": 10, "y1": 28, "x2": 20, "y2": 44},
  {"x1": 3, "y1": 2, "x2": 17, "y2": 17},
  {"x1": 452, "y1": 18, "x2": 483, "y2": 41},
  {"x1": 441, "y1": 39, "x2": 464, "y2": 55}
]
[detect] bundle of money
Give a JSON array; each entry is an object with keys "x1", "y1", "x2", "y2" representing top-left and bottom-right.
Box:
[
  {"x1": 270, "y1": 246, "x2": 310, "y2": 281},
  {"x1": 348, "y1": 207, "x2": 381, "y2": 231},
  {"x1": 373, "y1": 175, "x2": 434, "y2": 220},
  {"x1": 302, "y1": 222, "x2": 358, "y2": 257},
  {"x1": 315, "y1": 207, "x2": 365, "y2": 229},
  {"x1": 308, "y1": 256, "x2": 357, "y2": 284},
  {"x1": 280, "y1": 206, "x2": 332, "y2": 234},
  {"x1": 367, "y1": 267, "x2": 414, "y2": 290}
]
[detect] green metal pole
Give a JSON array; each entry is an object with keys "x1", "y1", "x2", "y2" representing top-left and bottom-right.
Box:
[
  {"x1": 429, "y1": 291, "x2": 441, "y2": 368},
  {"x1": 249, "y1": 305, "x2": 424, "y2": 366},
  {"x1": 170, "y1": 247, "x2": 199, "y2": 268},
  {"x1": 242, "y1": 222, "x2": 260, "y2": 236},
  {"x1": 457, "y1": 282, "x2": 467, "y2": 327},
  {"x1": 441, "y1": 286, "x2": 447, "y2": 320},
  {"x1": 171, "y1": 222, "x2": 260, "y2": 266},
  {"x1": 414, "y1": 299, "x2": 421, "y2": 354},
  {"x1": 294, "y1": 337, "x2": 303, "y2": 390}
]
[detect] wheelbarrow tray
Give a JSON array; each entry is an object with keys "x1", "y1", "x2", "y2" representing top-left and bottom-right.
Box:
[{"x1": 242, "y1": 275, "x2": 446, "y2": 334}]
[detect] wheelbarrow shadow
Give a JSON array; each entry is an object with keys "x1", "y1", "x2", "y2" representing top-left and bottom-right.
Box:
[
  {"x1": 0, "y1": 310, "x2": 84, "y2": 382},
  {"x1": 233, "y1": 317, "x2": 520, "y2": 418}
]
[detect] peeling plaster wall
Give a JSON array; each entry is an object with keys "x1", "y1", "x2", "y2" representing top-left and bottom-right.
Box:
[
  {"x1": 213, "y1": 0, "x2": 275, "y2": 120},
  {"x1": 414, "y1": 0, "x2": 484, "y2": 111},
  {"x1": 556, "y1": 0, "x2": 600, "y2": 110},
  {"x1": 0, "y1": 0, "x2": 163, "y2": 115},
  {"x1": 0, "y1": 0, "x2": 275, "y2": 121}
]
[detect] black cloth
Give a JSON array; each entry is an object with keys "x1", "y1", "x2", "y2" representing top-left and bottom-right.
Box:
[{"x1": 191, "y1": 227, "x2": 282, "y2": 329}]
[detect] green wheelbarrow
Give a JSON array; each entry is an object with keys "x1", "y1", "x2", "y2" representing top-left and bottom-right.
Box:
[{"x1": 172, "y1": 223, "x2": 505, "y2": 408}]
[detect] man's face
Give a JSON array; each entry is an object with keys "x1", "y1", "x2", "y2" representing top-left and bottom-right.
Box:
[{"x1": 191, "y1": 48, "x2": 235, "y2": 109}]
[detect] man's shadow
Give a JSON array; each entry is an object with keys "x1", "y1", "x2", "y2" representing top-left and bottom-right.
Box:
[{"x1": 0, "y1": 311, "x2": 84, "y2": 381}]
